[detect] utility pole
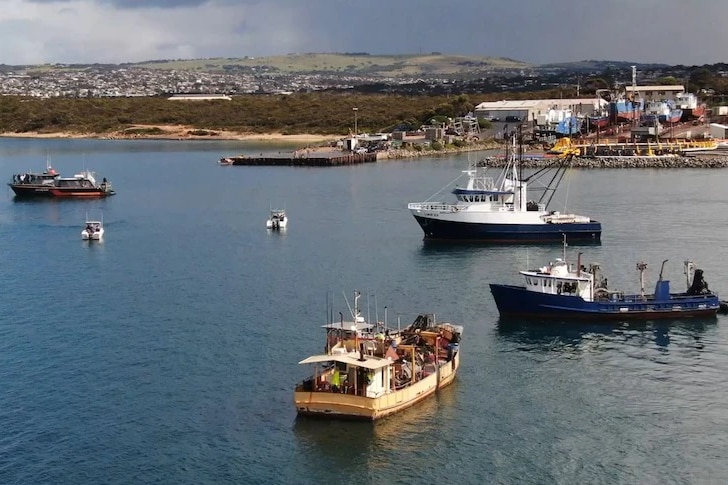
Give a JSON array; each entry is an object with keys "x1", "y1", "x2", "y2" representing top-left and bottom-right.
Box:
[{"x1": 353, "y1": 107, "x2": 359, "y2": 138}]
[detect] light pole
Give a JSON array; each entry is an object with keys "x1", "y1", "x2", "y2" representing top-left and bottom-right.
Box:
[{"x1": 353, "y1": 107, "x2": 358, "y2": 138}]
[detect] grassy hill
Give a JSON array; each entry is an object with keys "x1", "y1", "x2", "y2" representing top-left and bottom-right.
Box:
[{"x1": 130, "y1": 53, "x2": 530, "y2": 76}]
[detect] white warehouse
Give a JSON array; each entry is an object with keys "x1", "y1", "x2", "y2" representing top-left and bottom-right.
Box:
[{"x1": 473, "y1": 98, "x2": 606, "y2": 124}]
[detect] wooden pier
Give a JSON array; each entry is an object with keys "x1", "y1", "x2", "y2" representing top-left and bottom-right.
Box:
[{"x1": 227, "y1": 152, "x2": 378, "y2": 167}]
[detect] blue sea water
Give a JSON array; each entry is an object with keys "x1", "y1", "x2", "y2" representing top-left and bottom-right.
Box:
[{"x1": 2, "y1": 138, "x2": 728, "y2": 484}]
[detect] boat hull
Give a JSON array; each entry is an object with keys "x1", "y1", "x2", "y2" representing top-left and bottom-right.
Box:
[
  {"x1": 588, "y1": 116, "x2": 609, "y2": 129},
  {"x1": 49, "y1": 188, "x2": 114, "y2": 198},
  {"x1": 658, "y1": 109, "x2": 683, "y2": 124},
  {"x1": 266, "y1": 220, "x2": 288, "y2": 229},
  {"x1": 9, "y1": 184, "x2": 55, "y2": 197},
  {"x1": 412, "y1": 215, "x2": 601, "y2": 243},
  {"x1": 490, "y1": 283, "x2": 719, "y2": 320},
  {"x1": 683, "y1": 106, "x2": 706, "y2": 121},
  {"x1": 9, "y1": 184, "x2": 114, "y2": 198},
  {"x1": 295, "y1": 352, "x2": 459, "y2": 420}
]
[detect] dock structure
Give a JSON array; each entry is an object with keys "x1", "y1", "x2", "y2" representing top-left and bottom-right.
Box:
[
  {"x1": 549, "y1": 137, "x2": 718, "y2": 158},
  {"x1": 226, "y1": 152, "x2": 377, "y2": 167}
]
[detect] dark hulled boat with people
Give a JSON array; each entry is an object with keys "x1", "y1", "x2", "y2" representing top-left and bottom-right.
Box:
[
  {"x1": 9, "y1": 167, "x2": 61, "y2": 197},
  {"x1": 9, "y1": 168, "x2": 115, "y2": 198}
]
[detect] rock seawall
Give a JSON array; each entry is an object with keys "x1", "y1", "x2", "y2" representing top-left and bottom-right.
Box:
[{"x1": 479, "y1": 155, "x2": 728, "y2": 169}]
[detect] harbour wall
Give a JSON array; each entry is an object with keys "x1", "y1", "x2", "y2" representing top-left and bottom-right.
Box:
[
  {"x1": 230, "y1": 152, "x2": 377, "y2": 166},
  {"x1": 481, "y1": 155, "x2": 728, "y2": 169}
]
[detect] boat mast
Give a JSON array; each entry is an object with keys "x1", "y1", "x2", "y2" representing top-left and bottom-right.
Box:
[
  {"x1": 631, "y1": 65, "x2": 638, "y2": 129},
  {"x1": 684, "y1": 260, "x2": 695, "y2": 290},
  {"x1": 636, "y1": 261, "x2": 648, "y2": 298},
  {"x1": 354, "y1": 290, "x2": 362, "y2": 322},
  {"x1": 517, "y1": 124, "x2": 523, "y2": 212}
]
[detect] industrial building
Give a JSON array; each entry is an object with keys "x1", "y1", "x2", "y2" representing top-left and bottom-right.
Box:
[
  {"x1": 473, "y1": 98, "x2": 605, "y2": 126},
  {"x1": 710, "y1": 123, "x2": 728, "y2": 140},
  {"x1": 625, "y1": 85, "x2": 684, "y2": 102}
]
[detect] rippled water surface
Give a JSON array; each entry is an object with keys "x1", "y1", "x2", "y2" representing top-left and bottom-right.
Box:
[{"x1": 2, "y1": 138, "x2": 728, "y2": 483}]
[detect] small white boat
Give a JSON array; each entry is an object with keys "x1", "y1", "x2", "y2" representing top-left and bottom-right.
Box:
[
  {"x1": 266, "y1": 209, "x2": 287, "y2": 230},
  {"x1": 81, "y1": 218, "x2": 104, "y2": 240}
]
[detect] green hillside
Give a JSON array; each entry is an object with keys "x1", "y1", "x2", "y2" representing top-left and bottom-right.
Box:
[{"x1": 130, "y1": 53, "x2": 530, "y2": 76}]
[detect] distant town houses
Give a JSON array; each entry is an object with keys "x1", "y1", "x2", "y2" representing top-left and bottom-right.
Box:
[
  {"x1": 0, "y1": 66, "x2": 424, "y2": 98},
  {"x1": 0, "y1": 63, "x2": 712, "y2": 99}
]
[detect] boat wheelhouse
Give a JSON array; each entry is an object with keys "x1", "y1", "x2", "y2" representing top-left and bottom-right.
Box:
[{"x1": 49, "y1": 170, "x2": 115, "y2": 198}]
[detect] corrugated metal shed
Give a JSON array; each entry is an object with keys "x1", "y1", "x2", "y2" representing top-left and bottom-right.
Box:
[{"x1": 709, "y1": 123, "x2": 728, "y2": 139}]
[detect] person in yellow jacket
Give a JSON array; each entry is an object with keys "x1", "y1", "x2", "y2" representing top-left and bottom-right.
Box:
[{"x1": 332, "y1": 369, "x2": 341, "y2": 391}]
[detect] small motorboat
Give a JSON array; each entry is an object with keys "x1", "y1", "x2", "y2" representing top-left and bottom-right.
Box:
[
  {"x1": 81, "y1": 218, "x2": 104, "y2": 241},
  {"x1": 266, "y1": 209, "x2": 287, "y2": 230},
  {"x1": 218, "y1": 157, "x2": 234, "y2": 166}
]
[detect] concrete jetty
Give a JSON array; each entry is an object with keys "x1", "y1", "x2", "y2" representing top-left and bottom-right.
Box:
[{"x1": 226, "y1": 151, "x2": 377, "y2": 166}]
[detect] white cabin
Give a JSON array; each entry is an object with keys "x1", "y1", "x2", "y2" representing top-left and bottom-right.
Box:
[{"x1": 520, "y1": 258, "x2": 600, "y2": 301}]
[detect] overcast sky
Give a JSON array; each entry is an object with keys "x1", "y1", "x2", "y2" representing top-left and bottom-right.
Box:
[{"x1": 2, "y1": 0, "x2": 725, "y2": 66}]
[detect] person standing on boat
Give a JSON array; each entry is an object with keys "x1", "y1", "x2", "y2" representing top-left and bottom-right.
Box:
[{"x1": 331, "y1": 368, "x2": 341, "y2": 392}]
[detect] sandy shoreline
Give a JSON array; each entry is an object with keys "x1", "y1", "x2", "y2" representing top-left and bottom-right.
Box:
[{"x1": 0, "y1": 126, "x2": 337, "y2": 144}]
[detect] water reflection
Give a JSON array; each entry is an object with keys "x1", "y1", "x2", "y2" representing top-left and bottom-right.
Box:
[
  {"x1": 293, "y1": 383, "x2": 459, "y2": 464},
  {"x1": 495, "y1": 317, "x2": 717, "y2": 353},
  {"x1": 419, "y1": 238, "x2": 601, "y2": 253}
]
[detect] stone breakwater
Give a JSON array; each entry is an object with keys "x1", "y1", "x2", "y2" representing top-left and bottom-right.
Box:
[
  {"x1": 479, "y1": 155, "x2": 728, "y2": 169},
  {"x1": 382, "y1": 143, "x2": 500, "y2": 160}
]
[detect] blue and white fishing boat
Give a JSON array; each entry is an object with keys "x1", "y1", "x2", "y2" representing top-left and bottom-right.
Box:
[
  {"x1": 555, "y1": 115, "x2": 582, "y2": 136},
  {"x1": 407, "y1": 135, "x2": 601, "y2": 243},
  {"x1": 490, "y1": 240, "x2": 722, "y2": 320}
]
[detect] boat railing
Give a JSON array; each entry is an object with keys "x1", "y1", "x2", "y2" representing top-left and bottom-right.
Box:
[
  {"x1": 409, "y1": 201, "x2": 509, "y2": 212},
  {"x1": 670, "y1": 292, "x2": 716, "y2": 301},
  {"x1": 408, "y1": 202, "x2": 456, "y2": 211},
  {"x1": 610, "y1": 292, "x2": 717, "y2": 304}
]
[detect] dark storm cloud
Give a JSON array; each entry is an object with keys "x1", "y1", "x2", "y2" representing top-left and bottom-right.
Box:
[
  {"x1": 7, "y1": 0, "x2": 728, "y2": 65},
  {"x1": 27, "y1": 0, "x2": 205, "y2": 6}
]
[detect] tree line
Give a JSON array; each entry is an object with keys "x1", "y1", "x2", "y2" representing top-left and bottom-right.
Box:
[{"x1": 0, "y1": 92, "x2": 518, "y2": 136}]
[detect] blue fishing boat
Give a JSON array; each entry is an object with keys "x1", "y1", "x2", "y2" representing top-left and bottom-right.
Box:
[
  {"x1": 490, "y1": 240, "x2": 722, "y2": 320},
  {"x1": 555, "y1": 115, "x2": 582, "y2": 136}
]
